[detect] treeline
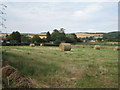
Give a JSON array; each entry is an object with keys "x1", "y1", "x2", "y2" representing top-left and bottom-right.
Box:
[
  {"x1": 2, "y1": 28, "x2": 82, "y2": 46},
  {"x1": 2, "y1": 29, "x2": 120, "y2": 46},
  {"x1": 102, "y1": 31, "x2": 120, "y2": 42}
]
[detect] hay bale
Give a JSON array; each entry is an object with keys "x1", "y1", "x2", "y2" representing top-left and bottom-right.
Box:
[
  {"x1": 29, "y1": 43, "x2": 35, "y2": 47},
  {"x1": 94, "y1": 45, "x2": 101, "y2": 50},
  {"x1": 40, "y1": 43, "x2": 44, "y2": 46},
  {"x1": 2, "y1": 65, "x2": 37, "y2": 88},
  {"x1": 114, "y1": 46, "x2": 120, "y2": 51},
  {"x1": 2, "y1": 65, "x2": 16, "y2": 78},
  {"x1": 8, "y1": 71, "x2": 36, "y2": 88},
  {"x1": 59, "y1": 43, "x2": 71, "y2": 51}
]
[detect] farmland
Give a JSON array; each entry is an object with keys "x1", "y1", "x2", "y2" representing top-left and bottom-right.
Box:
[{"x1": 2, "y1": 46, "x2": 118, "y2": 88}]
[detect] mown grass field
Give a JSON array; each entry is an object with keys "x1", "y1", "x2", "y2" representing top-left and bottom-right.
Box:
[{"x1": 2, "y1": 46, "x2": 118, "y2": 88}]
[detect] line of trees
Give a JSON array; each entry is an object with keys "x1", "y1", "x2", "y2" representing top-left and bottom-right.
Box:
[
  {"x1": 2, "y1": 29, "x2": 119, "y2": 46},
  {"x1": 2, "y1": 28, "x2": 82, "y2": 46}
]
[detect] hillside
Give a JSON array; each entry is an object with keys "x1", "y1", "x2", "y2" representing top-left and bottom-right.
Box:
[{"x1": 103, "y1": 31, "x2": 120, "y2": 42}]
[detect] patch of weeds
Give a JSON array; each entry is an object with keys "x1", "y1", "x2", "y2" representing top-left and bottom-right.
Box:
[
  {"x1": 60, "y1": 60, "x2": 65, "y2": 63},
  {"x1": 39, "y1": 51, "x2": 43, "y2": 53},
  {"x1": 76, "y1": 73, "x2": 96, "y2": 88},
  {"x1": 54, "y1": 53, "x2": 57, "y2": 55},
  {"x1": 80, "y1": 60, "x2": 89, "y2": 62},
  {"x1": 27, "y1": 52, "x2": 30, "y2": 55}
]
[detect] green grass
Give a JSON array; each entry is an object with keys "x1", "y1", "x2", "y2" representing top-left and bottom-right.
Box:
[
  {"x1": 76, "y1": 42, "x2": 118, "y2": 46},
  {"x1": 2, "y1": 46, "x2": 118, "y2": 88}
]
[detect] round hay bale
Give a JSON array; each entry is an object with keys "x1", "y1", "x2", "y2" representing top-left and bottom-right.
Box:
[
  {"x1": 8, "y1": 71, "x2": 36, "y2": 88},
  {"x1": 114, "y1": 46, "x2": 120, "y2": 51},
  {"x1": 29, "y1": 43, "x2": 35, "y2": 47},
  {"x1": 2, "y1": 65, "x2": 16, "y2": 78},
  {"x1": 2, "y1": 65, "x2": 37, "y2": 88},
  {"x1": 94, "y1": 45, "x2": 101, "y2": 50},
  {"x1": 40, "y1": 43, "x2": 44, "y2": 46},
  {"x1": 59, "y1": 43, "x2": 71, "y2": 51}
]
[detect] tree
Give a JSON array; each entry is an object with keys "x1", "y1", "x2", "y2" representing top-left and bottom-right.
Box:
[
  {"x1": 21, "y1": 35, "x2": 31, "y2": 44},
  {"x1": 66, "y1": 33, "x2": 77, "y2": 43},
  {"x1": 59, "y1": 28, "x2": 65, "y2": 33},
  {"x1": 51, "y1": 29, "x2": 67, "y2": 44},
  {"x1": 46, "y1": 31, "x2": 51, "y2": 42},
  {"x1": 31, "y1": 35, "x2": 42, "y2": 44},
  {"x1": 8, "y1": 31, "x2": 21, "y2": 45},
  {"x1": 103, "y1": 31, "x2": 120, "y2": 42},
  {"x1": 77, "y1": 38, "x2": 82, "y2": 42},
  {"x1": 97, "y1": 38, "x2": 102, "y2": 42},
  {"x1": 41, "y1": 38, "x2": 47, "y2": 43},
  {"x1": 51, "y1": 29, "x2": 59, "y2": 41}
]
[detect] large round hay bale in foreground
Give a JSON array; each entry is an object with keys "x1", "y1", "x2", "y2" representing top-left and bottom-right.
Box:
[
  {"x1": 94, "y1": 45, "x2": 101, "y2": 50},
  {"x1": 114, "y1": 46, "x2": 120, "y2": 51},
  {"x1": 2, "y1": 65, "x2": 37, "y2": 88},
  {"x1": 29, "y1": 44, "x2": 35, "y2": 47},
  {"x1": 59, "y1": 43, "x2": 71, "y2": 51},
  {"x1": 2, "y1": 65, "x2": 16, "y2": 77}
]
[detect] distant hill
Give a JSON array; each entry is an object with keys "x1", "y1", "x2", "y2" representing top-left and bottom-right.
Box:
[
  {"x1": 103, "y1": 31, "x2": 120, "y2": 42},
  {"x1": 69, "y1": 33, "x2": 103, "y2": 38},
  {"x1": 77, "y1": 32, "x2": 106, "y2": 34}
]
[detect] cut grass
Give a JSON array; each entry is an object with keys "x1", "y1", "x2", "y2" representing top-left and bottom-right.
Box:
[{"x1": 2, "y1": 46, "x2": 118, "y2": 88}]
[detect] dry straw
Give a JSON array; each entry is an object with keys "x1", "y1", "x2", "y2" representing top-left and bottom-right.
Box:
[
  {"x1": 114, "y1": 46, "x2": 120, "y2": 51},
  {"x1": 59, "y1": 43, "x2": 71, "y2": 51},
  {"x1": 2, "y1": 65, "x2": 37, "y2": 88},
  {"x1": 93, "y1": 45, "x2": 101, "y2": 50},
  {"x1": 40, "y1": 43, "x2": 44, "y2": 46},
  {"x1": 29, "y1": 43, "x2": 35, "y2": 47}
]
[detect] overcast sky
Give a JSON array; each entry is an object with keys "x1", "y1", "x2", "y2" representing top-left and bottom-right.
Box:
[{"x1": 1, "y1": 1, "x2": 118, "y2": 33}]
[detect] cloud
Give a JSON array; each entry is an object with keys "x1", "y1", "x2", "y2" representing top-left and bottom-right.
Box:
[
  {"x1": 2, "y1": 2, "x2": 118, "y2": 33},
  {"x1": 72, "y1": 4, "x2": 103, "y2": 20},
  {"x1": 2, "y1": 0, "x2": 119, "y2": 2}
]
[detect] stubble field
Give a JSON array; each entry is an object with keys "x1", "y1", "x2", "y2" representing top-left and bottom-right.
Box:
[{"x1": 2, "y1": 46, "x2": 118, "y2": 88}]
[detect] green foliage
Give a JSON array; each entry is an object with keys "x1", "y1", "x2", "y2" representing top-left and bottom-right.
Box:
[
  {"x1": 66, "y1": 33, "x2": 78, "y2": 43},
  {"x1": 31, "y1": 35, "x2": 42, "y2": 44},
  {"x1": 103, "y1": 31, "x2": 120, "y2": 42},
  {"x1": 54, "y1": 39, "x2": 61, "y2": 44},
  {"x1": 51, "y1": 29, "x2": 66, "y2": 44},
  {"x1": 8, "y1": 31, "x2": 21, "y2": 45},
  {"x1": 50, "y1": 28, "x2": 79, "y2": 44},
  {"x1": 97, "y1": 38, "x2": 102, "y2": 41},
  {"x1": 21, "y1": 35, "x2": 31, "y2": 43},
  {"x1": 77, "y1": 38, "x2": 82, "y2": 42},
  {"x1": 81, "y1": 36, "x2": 95, "y2": 41},
  {"x1": 42, "y1": 38, "x2": 47, "y2": 43},
  {"x1": 46, "y1": 31, "x2": 51, "y2": 42}
]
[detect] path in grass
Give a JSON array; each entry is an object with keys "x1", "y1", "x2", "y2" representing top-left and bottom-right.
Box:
[{"x1": 2, "y1": 46, "x2": 118, "y2": 88}]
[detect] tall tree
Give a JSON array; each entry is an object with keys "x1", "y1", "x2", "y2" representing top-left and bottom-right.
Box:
[
  {"x1": 51, "y1": 29, "x2": 67, "y2": 44},
  {"x1": 8, "y1": 31, "x2": 21, "y2": 45},
  {"x1": 46, "y1": 31, "x2": 51, "y2": 42}
]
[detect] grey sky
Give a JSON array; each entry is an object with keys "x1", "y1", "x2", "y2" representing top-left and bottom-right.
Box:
[{"x1": 1, "y1": 1, "x2": 118, "y2": 33}]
